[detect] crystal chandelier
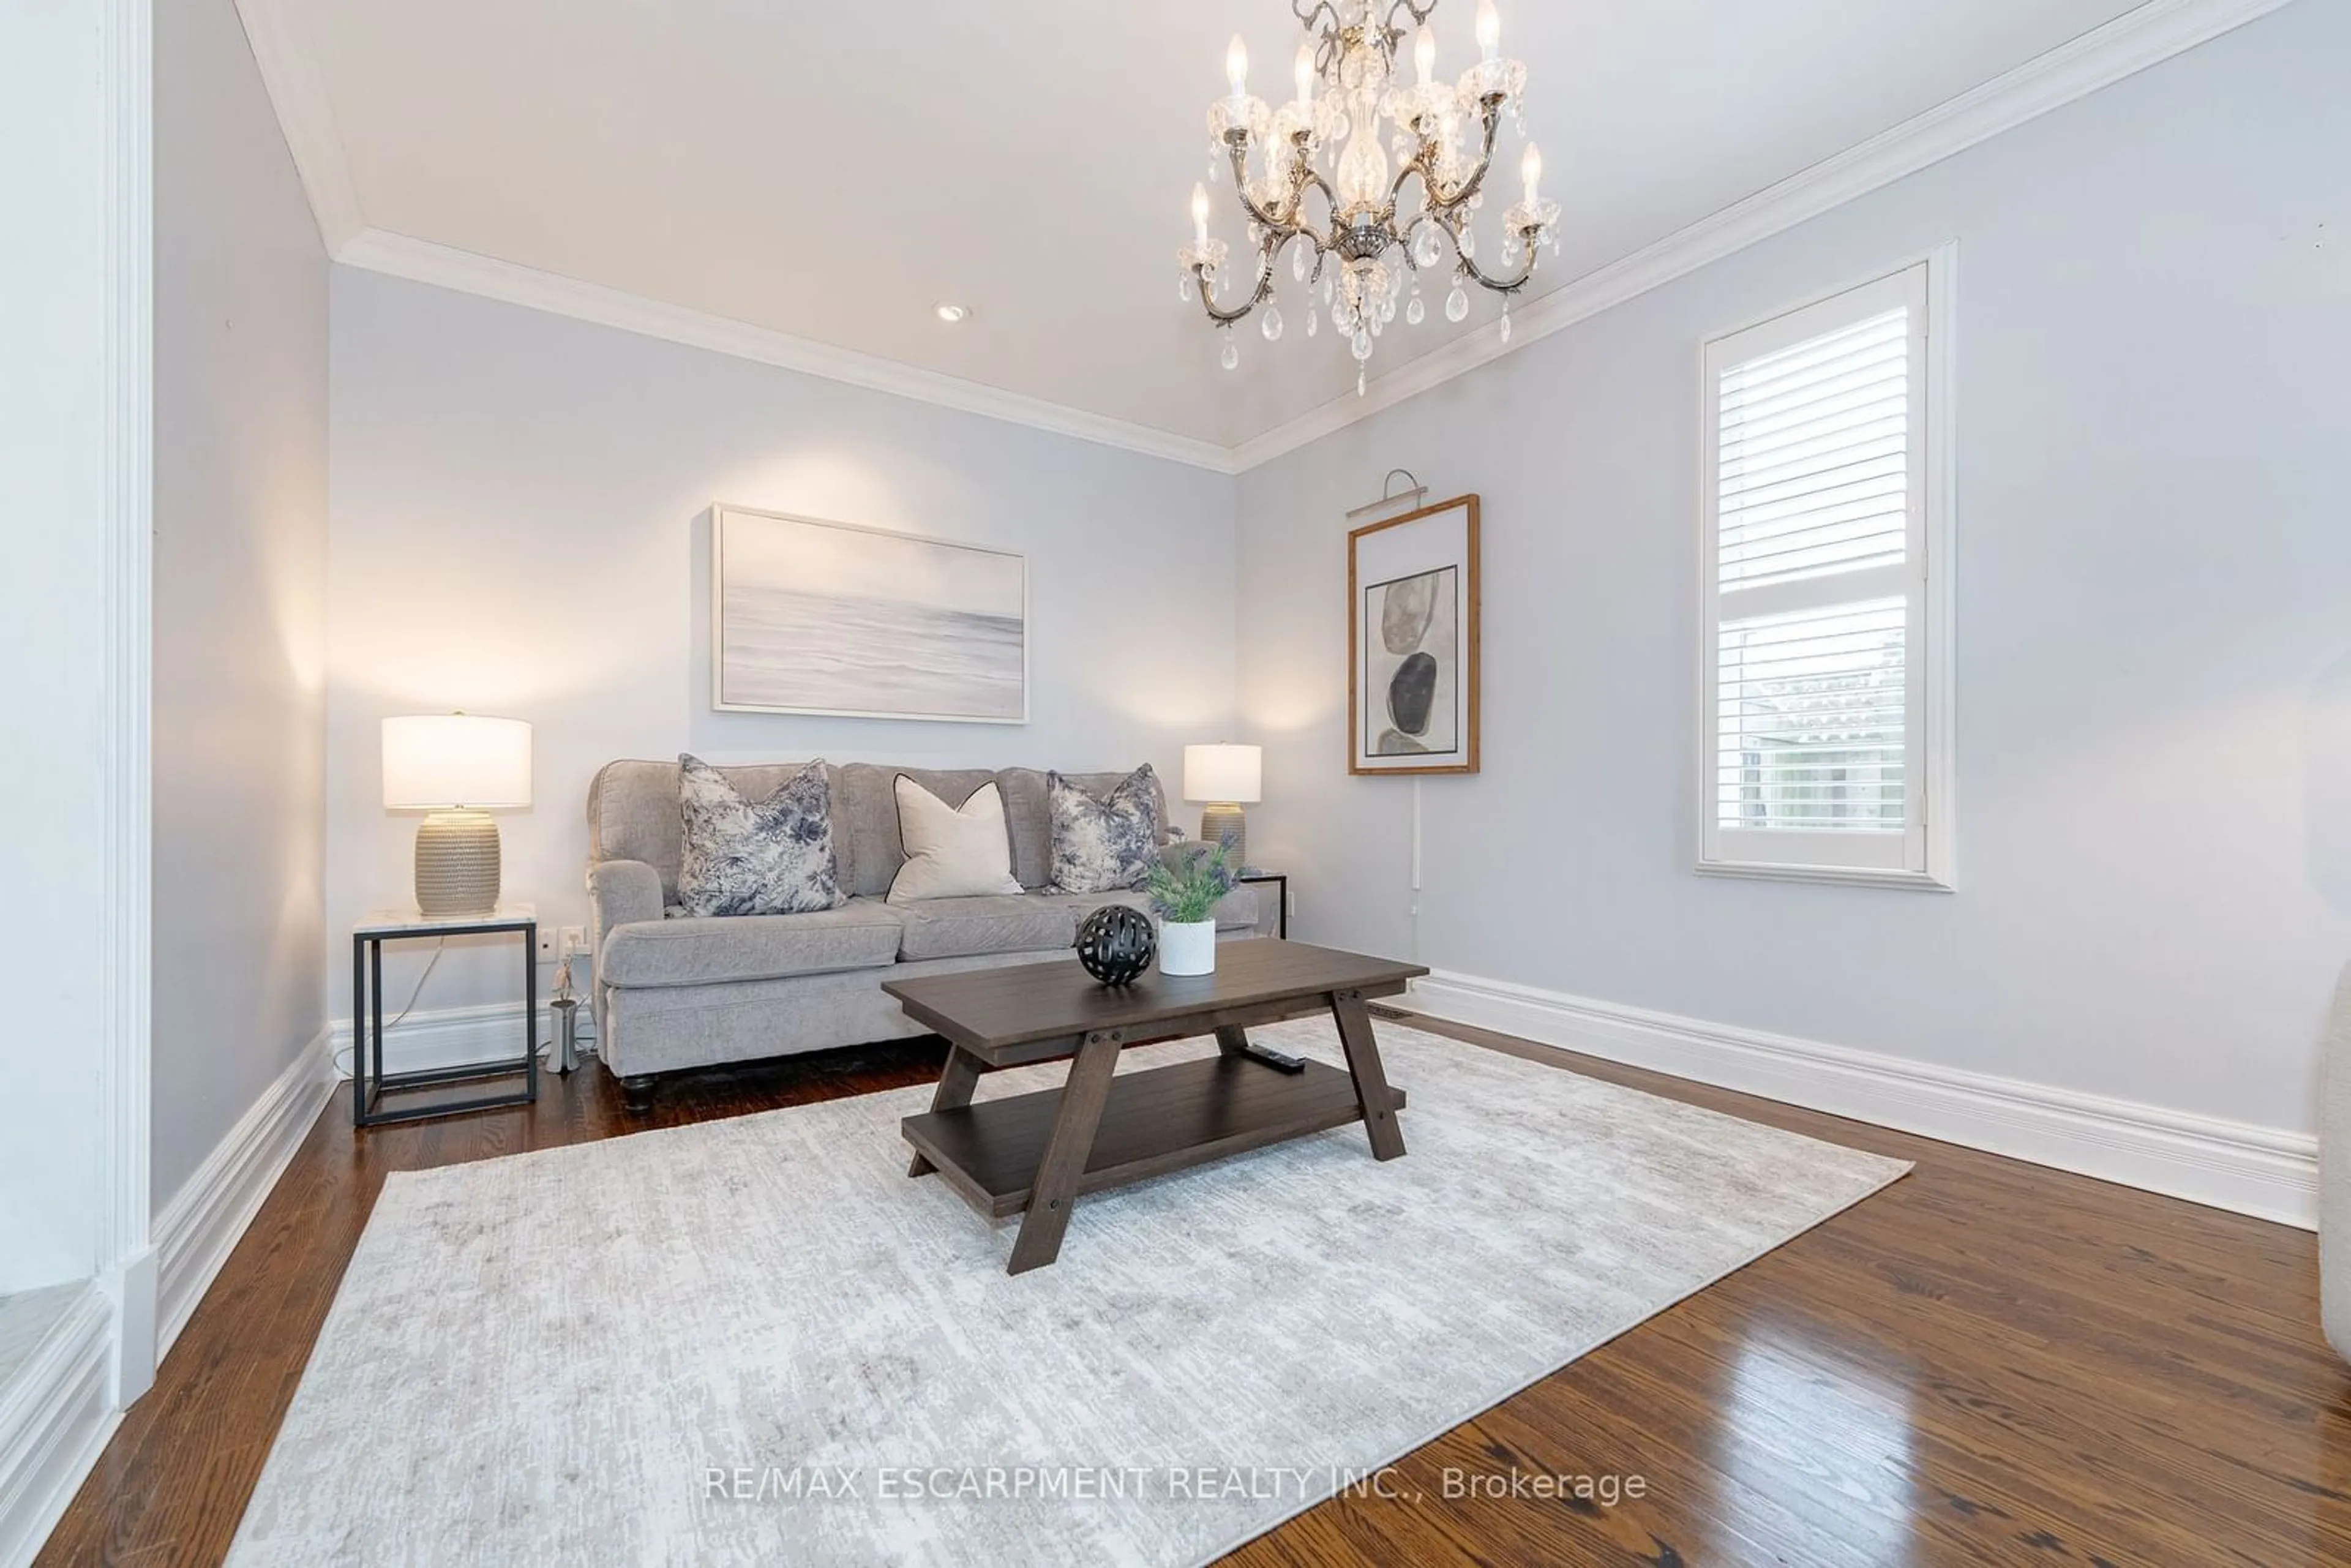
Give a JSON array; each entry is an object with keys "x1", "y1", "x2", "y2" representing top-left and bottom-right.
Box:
[{"x1": 1179, "y1": 0, "x2": 1559, "y2": 394}]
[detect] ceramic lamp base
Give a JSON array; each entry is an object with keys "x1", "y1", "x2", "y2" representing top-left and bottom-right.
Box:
[
  {"x1": 1198, "y1": 803, "x2": 1247, "y2": 866},
  {"x1": 414, "y1": 808, "x2": 501, "y2": 917}
]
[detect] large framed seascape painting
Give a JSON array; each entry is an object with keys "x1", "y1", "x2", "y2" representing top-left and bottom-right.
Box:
[
  {"x1": 1348, "y1": 493, "x2": 1480, "y2": 775},
  {"x1": 712, "y1": 505, "x2": 1029, "y2": 723}
]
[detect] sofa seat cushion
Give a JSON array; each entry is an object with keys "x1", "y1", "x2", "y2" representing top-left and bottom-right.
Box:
[
  {"x1": 602, "y1": 899, "x2": 902, "y2": 988},
  {"x1": 894, "y1": 895, "x2": 1077, "y2": 962}
]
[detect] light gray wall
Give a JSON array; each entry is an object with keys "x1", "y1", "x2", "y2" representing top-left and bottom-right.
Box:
[
  {"x1": 1235, "y1": 2, "x2": 2350, "y2": 1135},
  {"x1": 149, "y1": 0, "x2": 331, "y2": 1209},
  {"x1": 325, "y1": 269, "x2": 1238, "y2": 1019},
  {"x1": 0, "y1": 0, "x2": 111, "y2": 1294}
]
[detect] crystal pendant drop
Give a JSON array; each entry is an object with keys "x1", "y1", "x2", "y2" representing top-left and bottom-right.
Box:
[
  {"x1": 1499, "y1": 306, "x2": 1512, "y2": 343},
  {"x1": 1411, "y1": 225, "x2": 1442, "y2": 268},
  {"x1": 1445, "y1": 285, "x2": 1469, "y2": 323},
  {"x1": 1220, "y1": 333, "x2": 1239, "y2": 371},
  {"x1": 1306, "y1": 306, "x2": 1318, "y2": 337},
  {"x1": 1351, "y1": 328, "x2": 1373, "y2": 361},
  {"x1": 1356, "y1": 366, "x2": 1367, "y2": 397},
  {"x1": 1292, "y1": 246, "x2": 1308, "y2": 283},
  {"x1": 1458, "y1": 226, "x2": 1475, "y2": 259},
  {"x1": 1322, "y1": 273, "x2": 1333, "y2": 306},
  {"x1": 1179, "y1": 275, "x2": 1193, "y2": 303},
  {"x1": 1262, "y1": 306, "x2": 1284, "y2": 342},
  {"x1": 1406, "y1": 293, "x2": 1425, "y2": 326}
]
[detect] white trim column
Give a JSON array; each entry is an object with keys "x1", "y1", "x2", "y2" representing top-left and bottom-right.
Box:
[{"x1": 98, "y1": 0, "x2": 157, "y2": 1408}]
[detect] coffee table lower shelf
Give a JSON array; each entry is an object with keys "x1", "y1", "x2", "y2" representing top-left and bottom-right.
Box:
[{"x1": 902, "y1": 1054, "x2": 1408, "y2": 1220}]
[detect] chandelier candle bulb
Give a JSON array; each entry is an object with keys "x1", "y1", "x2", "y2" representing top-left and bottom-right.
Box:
[
  {"x1": 1294, "y1": 42, "x2": 1314, "y2": 105},
  {"x1": 1226, "y1": 34, "x2": 1249, "y2": 98},
  {"x1": 1477, "y1": 0, "x2": 1502, "y2": 62},
  {"x1": 1521, "y1": 141, "x2": 1542, "y2": 204},
  {"x1": 1414, "y1": 24, "x2": 1437, "y2": 86},
  {"x1": 1191, "y1": 182, "x2": 1210, "y2": 247}
]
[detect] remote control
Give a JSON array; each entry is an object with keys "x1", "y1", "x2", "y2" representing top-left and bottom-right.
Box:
[{"x1": 1241, "y1": 1042, "x2": 1309, "y2": 1075}]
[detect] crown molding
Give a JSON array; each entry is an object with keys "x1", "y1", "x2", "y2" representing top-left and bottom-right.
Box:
[
  {"x1": 1228, "y1": 0, "x2": 2296, "y2": 471},
  {"x1": 236, "y1": 0, "x2": 2288, "y2": 472},
  {"x1": 232, "y1": 0, "x2": 362, "y2": 252},
  {"x1": 334, "y1": 228, "x2": 1240, "y2": 473}
]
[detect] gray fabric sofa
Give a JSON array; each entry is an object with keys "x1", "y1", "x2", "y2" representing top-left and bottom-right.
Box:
[{"x1": 585, "y1": 759, "x2": 1274, "y2": 1109}]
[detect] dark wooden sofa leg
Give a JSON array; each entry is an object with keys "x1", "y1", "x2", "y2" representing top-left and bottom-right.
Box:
[{"x1": 620, "y1": 1075, "x2": 656, "y2": 1116}]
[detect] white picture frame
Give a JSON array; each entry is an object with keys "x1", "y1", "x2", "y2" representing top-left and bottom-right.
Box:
[{"x1": 711, "y1": 505, "x2": 1030, "y2": 724}]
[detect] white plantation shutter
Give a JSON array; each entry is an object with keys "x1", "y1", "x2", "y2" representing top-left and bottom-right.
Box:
[{"x1": 1700, "y1": 262, "x2": 1951, "y2": 885}]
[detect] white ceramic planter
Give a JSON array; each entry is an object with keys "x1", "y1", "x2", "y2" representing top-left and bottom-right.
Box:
[{"x1": 1158, "y1": 918, "x2": 1217, "y2": 977}]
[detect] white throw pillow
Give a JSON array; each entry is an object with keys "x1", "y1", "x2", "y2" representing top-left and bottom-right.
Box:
[{"x1": 888, "y1": 776, "x2": 1022, "y2": 902}]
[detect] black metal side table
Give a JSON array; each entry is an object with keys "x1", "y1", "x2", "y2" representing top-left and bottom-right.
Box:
[
  {"x1": 353, "y1": 906, "x2": 538, "y2": 1127},
  {"x1": 1237, "y1": 870, "x2": 1290, "y2": 939}
]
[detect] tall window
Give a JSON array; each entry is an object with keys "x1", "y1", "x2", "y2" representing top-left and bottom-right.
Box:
[{"x1": 1700, "y1": 257, "x2": 1952, "y2": 887}]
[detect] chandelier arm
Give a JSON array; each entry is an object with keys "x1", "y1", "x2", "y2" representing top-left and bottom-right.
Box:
[
  {"x1": 1292, "y1": 0, "x2": 1341, "y2": 39},
  {"x1": 1454, "y1": 238, "x2": 1539, "y2": 295},
  {"x1": 1226, "y1": 138, "x2": 1310, "y2": 236},
  {"x1": 1283, "y1": 228, "x2": 1330, "y2": 279},
  {"x1": 1382, "y1": 0, "x2": 1438, "y2": 36},
  {"x1": 1434, "y1": 97, "x2": 1507, "y2": 217},
  {"x1": 1387, "y1": 141, "x2": 1436, "y2": 211},
  {"x1": 1190, "y1": 257, "x2": 1278, "y2": 326},
  {"x1": 1299, "y1": 167, "x2": 1341, "y2": 223}
]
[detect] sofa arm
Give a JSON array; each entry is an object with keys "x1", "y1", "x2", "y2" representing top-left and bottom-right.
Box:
[{"x1": 587, "y1": 858, "x2": 664, "y2": 950}]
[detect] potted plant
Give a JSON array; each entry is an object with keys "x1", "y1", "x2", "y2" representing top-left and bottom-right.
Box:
[{"x1": 1146, "y1": 835, "x2": 1237, "y2": 976}]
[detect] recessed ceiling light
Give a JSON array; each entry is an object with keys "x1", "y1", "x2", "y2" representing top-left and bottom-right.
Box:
[{"x1": 935, "y1": 303, "x2": 970, "y2": 324}]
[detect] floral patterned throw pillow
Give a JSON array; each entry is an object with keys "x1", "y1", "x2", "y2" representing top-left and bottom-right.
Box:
[
  {"x1": 1046, "y1": 765, "x2": 1162, "y2": 895},
  {"x1": 675, "y1": 755, "x2": 847, "y2": 917}
]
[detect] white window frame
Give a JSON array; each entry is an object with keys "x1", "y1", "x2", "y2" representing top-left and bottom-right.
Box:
[{"x1": 1696, "y1": 247, "x2": 1956, "y2": 891}]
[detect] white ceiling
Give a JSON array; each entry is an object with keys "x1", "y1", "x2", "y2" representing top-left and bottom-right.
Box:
[{"x1": 280, "y1": 0, "x2": 2162, "y2": 451}]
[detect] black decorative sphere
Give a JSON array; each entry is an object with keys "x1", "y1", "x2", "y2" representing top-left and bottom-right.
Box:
[{"x1": 1075, "y1": 904, "x2": 1155, "y2": 985}]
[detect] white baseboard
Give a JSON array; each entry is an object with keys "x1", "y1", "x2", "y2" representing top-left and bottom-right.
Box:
[
  {"x1": 1403, "y1": 970, "x2": 2317, "y2": 1229},
  {"x1": 327, "y1": 1001, "x2": 549, "y2": 1080},
  {"x1": 152, "y1": 1028, "x2": 335, "y2": 1362},
  {"x1": 0, "y1": 1288, "x2": 118, "y2": 1568}
]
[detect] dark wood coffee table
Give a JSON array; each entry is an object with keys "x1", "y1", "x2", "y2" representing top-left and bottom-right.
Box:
[{"x1": 883, "y1": 940, "x2": 1428, "y2": 1274}]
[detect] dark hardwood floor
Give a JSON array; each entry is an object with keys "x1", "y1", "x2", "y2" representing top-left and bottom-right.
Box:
[{"x1": 36, "y1": 1018, "x2": 2351, "y2": 1566}]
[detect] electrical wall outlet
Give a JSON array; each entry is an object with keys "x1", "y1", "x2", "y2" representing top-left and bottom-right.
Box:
[
  {"x1": 560, "y1": 925, "x2": 588, "y2": 957},
  {"x1": 535, "y1": 926, "x2": 558, "y2": 961}
]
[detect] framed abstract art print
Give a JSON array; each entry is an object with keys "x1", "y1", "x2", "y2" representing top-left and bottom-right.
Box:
[{"x1": 1348, "y1": 493, "x2": 1480, "y2": 775}]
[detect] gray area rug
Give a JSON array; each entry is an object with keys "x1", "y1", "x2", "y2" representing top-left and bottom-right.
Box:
[{"x1": 228, "y1": 1018, "x2": 1908, "y2": 1566}]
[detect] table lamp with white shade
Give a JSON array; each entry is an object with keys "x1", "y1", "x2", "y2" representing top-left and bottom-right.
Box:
[
  {"x1": 382, "y1": 713, "x2": 533, "y2": 918},
  {"x1": 1182, "y1": 743, "x2": 1262, "y2": 868}
]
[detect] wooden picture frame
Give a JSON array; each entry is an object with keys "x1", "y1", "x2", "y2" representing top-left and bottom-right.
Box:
[{"x1": 1348, "y1": 493, "x2": 1480, "y2": 775}]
